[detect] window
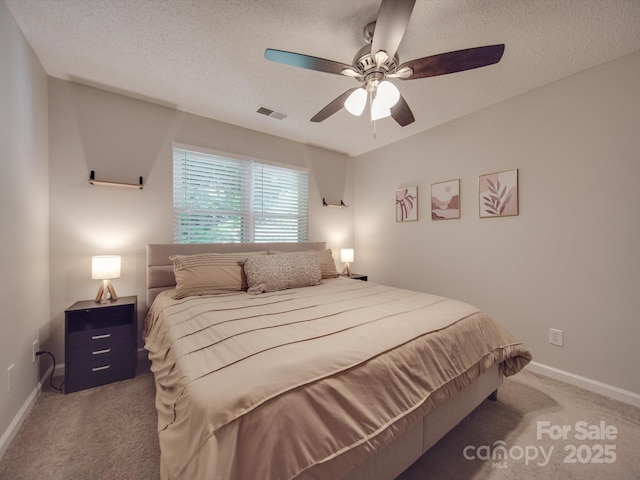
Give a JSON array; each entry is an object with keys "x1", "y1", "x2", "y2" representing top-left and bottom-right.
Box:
[{"x1": 173, "y1": 146, "x2": 309, "y2": 243}]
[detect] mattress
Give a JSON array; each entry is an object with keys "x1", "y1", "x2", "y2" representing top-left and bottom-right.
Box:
[{"x1": 143, "y1": 277, "x2": 531, "y2": 480}]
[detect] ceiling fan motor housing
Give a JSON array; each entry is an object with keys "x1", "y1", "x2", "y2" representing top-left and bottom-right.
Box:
[{"x1": 353, "y1": 44, "x2": 399, "y2": 79}]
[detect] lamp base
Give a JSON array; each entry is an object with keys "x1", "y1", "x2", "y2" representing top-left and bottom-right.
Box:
[
  {"x1": 342, "y1": 263, "x2": 352, "y2": 276},
  {"x1": 95, "y1": 279, "x2": 118, "y2": 303}
]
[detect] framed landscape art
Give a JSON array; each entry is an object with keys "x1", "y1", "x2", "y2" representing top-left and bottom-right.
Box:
[
  {"x1": 431, "y1": 179, "x2": 460, "y2": 220},
  {"x1": 479, "y1": 169, "x2": 518, "y2": 218}
]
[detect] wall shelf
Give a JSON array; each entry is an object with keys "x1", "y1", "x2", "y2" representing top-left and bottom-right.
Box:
[
  {"x1": 323, "y1": 198, "x2": 348, "y2": 208},
  {"x1": 88, "y1": 170, "x2": 143, "y2": 189}
]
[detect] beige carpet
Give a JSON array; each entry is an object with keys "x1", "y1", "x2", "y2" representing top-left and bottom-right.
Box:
[
  {"x1": 0, "y1": 362, "x2": 160, "y2": 480},
  {"x1": 397, "y1": 371, "x2": 640, "y2": 480},
  {"x1": 1, "y1": 364, "x2": 638, "y2": 479}
]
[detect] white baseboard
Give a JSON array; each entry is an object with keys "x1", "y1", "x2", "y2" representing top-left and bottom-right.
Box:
[
  {"x1": 0, "y1": 365, "x2": 52, "y2": 462},
  {"x1": 526, "y1": 361, "x2": 640, "y2": 408}
]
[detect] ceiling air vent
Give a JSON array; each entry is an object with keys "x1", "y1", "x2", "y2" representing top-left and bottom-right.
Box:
[{"x1": 257, "y1": 106, "x2": 287, "y2": 120}]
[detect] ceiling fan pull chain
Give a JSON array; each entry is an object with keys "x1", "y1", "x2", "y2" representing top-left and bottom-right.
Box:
[{"x1": 368, "y1": 92, "x2": 376, "y2": 139}]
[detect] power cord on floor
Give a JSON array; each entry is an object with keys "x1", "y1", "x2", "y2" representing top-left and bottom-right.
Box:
[{"x1": 35, "y1": 351, "x2": 64, "y2": 392}]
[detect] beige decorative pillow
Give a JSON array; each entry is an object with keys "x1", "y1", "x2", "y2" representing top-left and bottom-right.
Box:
[
  {"x1": 269, "y1": 249, "x2": 338, "y2": 279},
  {"x1": 243, "y1": 251, "x2": 322, "y2": 294},
  {"x1": 171, "y1": 252, "x2": 267, "y2": 299},
  {"x1": 316, "y1": 249, "x2": 338, "y2": 278}
]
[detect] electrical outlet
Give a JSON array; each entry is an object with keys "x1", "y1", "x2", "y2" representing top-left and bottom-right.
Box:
[
  {"x1": 549, "y1": 328, "x2": 564, "y2": 347},
  {"x1": 7, "y1": 364, "x2": 15, "y2": 393},
  {"x1": 32, "y1": 340, "x2": 39, "y2": 363}
]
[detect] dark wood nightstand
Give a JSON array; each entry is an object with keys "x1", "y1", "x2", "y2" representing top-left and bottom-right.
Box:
[
  {"x1": 346, "y1": 273, "x2": 367, "y2": 281},
  {"x1": 64, "y1": 296, "x2": 137, "y2": 394}
]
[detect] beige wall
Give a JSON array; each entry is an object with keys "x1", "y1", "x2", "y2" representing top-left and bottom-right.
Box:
[
  {"x1": 48, "y1": 78, "x2": 354, "y2": 362},
  {"x1": 0, "y1": 0, "x2": 49, "y2": 450},
  {"x1": 354, "y1": 51, "x2": 640, "y2": 395}
]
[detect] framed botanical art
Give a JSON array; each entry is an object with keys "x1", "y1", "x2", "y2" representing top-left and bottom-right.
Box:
[
  {"x1": 479, "y1": 169, "x2": 518, "y2": 218},
  {"x1": 431, "y1": 179, "x2": 460, "y2": 220},
  {"x1": 396, "y1": 187, "x2": 418, "y2": 222}
]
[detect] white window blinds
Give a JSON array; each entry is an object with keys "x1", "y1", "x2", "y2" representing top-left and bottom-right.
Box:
[{"x1": 173, "y1": 147, "x2": 309, "y2": 244}]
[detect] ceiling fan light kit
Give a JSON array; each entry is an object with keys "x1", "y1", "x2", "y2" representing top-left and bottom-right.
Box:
[
  {"x1": 372, "y1": 80, "x2": 400, "y2": 120},
  {"x1": 344, "y1": 79, "x2": 399, "y2": 121},
  {"x1": 265, "y1": 0, "x2": 505, "y2": 133},
  {"x1": 371, "y1": 100, "x2": 391, "y2": 122},
  {"x1": 345, "y1": 88, "x2": 367, "y2": 116}
]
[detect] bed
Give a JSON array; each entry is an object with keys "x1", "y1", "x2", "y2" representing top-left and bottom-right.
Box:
[{"x1": 144, "y1": 242, "x2": 531, "y2": 480}]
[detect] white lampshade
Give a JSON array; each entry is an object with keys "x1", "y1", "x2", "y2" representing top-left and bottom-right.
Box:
[
  {"x1": 376, "y1": 81, "x2": 400, "y2": 108},
  {"x1": 345, "y1": 88, "x2": 367, "y2": 116},
  {"x1": 371, "y1": 97, "x2": 391, "y2": 121},
  {"x1": 91, "y1": 255, "x2": 121, "y2": 280},
  {"x1": 341, "y1": 248, "x2": 354, "y2": 263}
]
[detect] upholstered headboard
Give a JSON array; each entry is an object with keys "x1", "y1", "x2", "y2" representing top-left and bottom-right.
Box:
[{"x1": 146, "y1": 242, "x2": 326, "y2": 306}]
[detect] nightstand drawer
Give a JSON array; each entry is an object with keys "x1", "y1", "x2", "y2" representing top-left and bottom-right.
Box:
[
  {"x1": 67, "y1": 324, "x2": 132, "y2": 349},
  {"x1": 65, "y1": 353, "x2": 136, "y2": 393},
  {"x1": 67, "y1": 339, "x2": 133, "y2": 364},
  {"x1": 66, "y1": 352, "x2": 134, "y2": 380}
]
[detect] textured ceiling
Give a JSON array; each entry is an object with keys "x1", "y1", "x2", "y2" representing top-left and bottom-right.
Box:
[{"x1": 6, "y1": 0, "x2": 640, "y2": 156}]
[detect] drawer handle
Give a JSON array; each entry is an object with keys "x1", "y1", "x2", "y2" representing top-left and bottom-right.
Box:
[
  {"x1": 92, "y1": 333, "x2": 111, "y2": 340},
  {"x1": 92, "y1": 348, "x2": 111, "y2": 355},
  {"x1": 92, "y1": 365, "x2": 111, "y2": 372}
]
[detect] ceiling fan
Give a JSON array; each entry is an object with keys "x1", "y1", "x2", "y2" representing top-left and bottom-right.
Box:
[{"x1": 265, "y1": 0, "x2": 505, "y2": 128}]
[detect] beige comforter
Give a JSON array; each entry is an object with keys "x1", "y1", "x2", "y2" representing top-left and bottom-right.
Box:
[{"x1": 144, "y1": 277, "x2": 531, "y2": 480}]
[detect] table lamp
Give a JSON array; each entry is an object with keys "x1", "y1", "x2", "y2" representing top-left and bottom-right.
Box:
[
  {"x1": 92, "y1": 255, "x2": 121, "y2": 303},
  {"x1": 341, "y1": 248, "x2": 354, "y2": 276}
]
